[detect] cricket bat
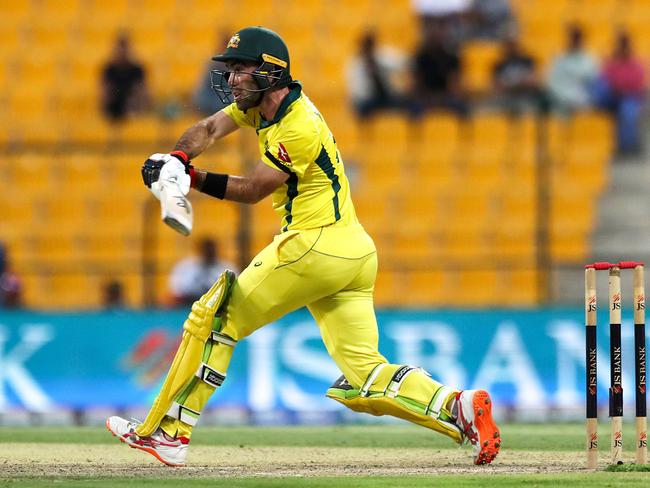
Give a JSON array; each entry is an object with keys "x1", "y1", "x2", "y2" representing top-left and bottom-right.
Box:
[{"x1": 159, "y1": 178, "x2": 193, "y2": 236}]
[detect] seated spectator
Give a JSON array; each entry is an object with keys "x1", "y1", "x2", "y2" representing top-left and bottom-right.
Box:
[
  {"x1": 0, "y1": 243, "x2": 22, "y2": 308},
  {"x1": 412, "y1": 0, "x2": 471, "y2": 47},
  {"x1": 168, "y1": 237, "x2": 237, "y2": 306},
  {"x1": 101, "y1": 34, "x2": 151, "y2": 122},
  {"x1": 346, "y1": 30, "x2": 420, "y2": 119},
  {"x1": 192, "y1": 32, "x2": 231, "y2": 116},
  {"x1": 464, "y1": 0, "x2": 515, "y2": 41},
  {"x1": 412, "y1": 20, "x2": 469, "y2": 116},
  {"x1": 102, "y1": 280, "x2": 125, "y2": 308},
  {"x1": 594, "y1": 31, "x2": 646, "y2": 156},
  {"x1": 492, "y1": 34, "x2": 546, "y2": 115},
  {"x1": 547, "y1": 24, "x2": 599, "y2": 115}
]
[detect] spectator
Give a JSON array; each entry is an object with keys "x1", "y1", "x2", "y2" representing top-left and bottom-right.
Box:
[
  {"x1": 412, "y1": 0, "x2": 471, "y2": 47},
  {"x1": 346, "y1": 30, "x2": 420, "y2": 119},
  {"x1": 193, "y1": 32, "x2": 232, "y2": 116},
  {"x1": 101, "y1": 34, "x2": 151, "y2": 122},
  {"x1": 464, "y1": 0, "x2": 515, "y2": 41},
  {"x1": 547, "y1": 25, "x2": 599, "y2": 115},
  {"x1": 0, "y1": 243, "x2": 22, "y2": 308},
  {"x1": 492, "y1": 34, "x2": 546, "y2": 115},
  {"x1": 594, "y1": 31, "x2": 646, "y2": 156},
  {"x1": 168, "y1": 237, "x2": 236, "y2": 306},
  {"x1": 412, "y1": 20, "x2": 469, "y2": 116},
  {"x1": 103, "y1": 280, "x2": 125, "y2": 308}
]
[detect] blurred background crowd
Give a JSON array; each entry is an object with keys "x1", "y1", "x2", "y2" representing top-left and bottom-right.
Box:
[{"x1": 1, "y1": 0, "x2": 649, "y2": 311}]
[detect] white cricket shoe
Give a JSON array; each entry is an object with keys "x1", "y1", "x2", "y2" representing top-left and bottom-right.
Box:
[
  {"x1": 106, "y1": 416, "x2": 189, "y2": 467},
  {"x1": 455, "y1": 390, "x2": 501, "y2": 465}
]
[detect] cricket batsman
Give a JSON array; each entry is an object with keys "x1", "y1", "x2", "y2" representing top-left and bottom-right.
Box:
[{"x1": 106, "y1": 26, "x2": 501, "y2": 466}]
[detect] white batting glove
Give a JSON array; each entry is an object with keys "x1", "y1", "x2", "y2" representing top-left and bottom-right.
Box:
[{"x1": 146, "y1": 154, "x2": 191, "y2": 199}]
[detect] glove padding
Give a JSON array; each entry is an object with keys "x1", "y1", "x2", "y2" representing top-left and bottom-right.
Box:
[{"x1": 142, "y1": 153, "x2": 191, "y2": 199}]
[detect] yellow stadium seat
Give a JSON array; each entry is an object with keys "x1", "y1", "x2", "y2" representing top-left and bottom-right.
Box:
[
  {"x1": 390, "y1": 232, "x2": 437, "y2": 269},
  {"x1": 0, "y1": 192, "x2": 37, "y2": 231},
  {"x1": 84, "y1": 0, "x2": 132, "y2": 26},
  {"x1": 29, "y1": 23, "x2": 72, "y2": 56},
  {"x1": 367, "y1": 114, "x2": 412, "y2": 147},
  {"x1": 43, "y1": 196, "x2": 90, "y2": 227},
  {"x1": 461, "y1": 41, "x2": 501, "y2": 94},
  {"x1": 40, "y1": 0, "x2": 81, "y2": 24},
  {"x1": 445, "y1": 189, "x2": 495, "y2": 225},
  {"x1": 0, "y1": 0, "x2": 32, "y2": 22},
  {"x1": 66, "y1": 116, "x2": 115, "y2": 146},
  {"x1": 353, "y1": 192, "x2": 390, "y2": 224},
  {"x1": 83, "y1": 230, "x2": 141, "y2": 264},
  {"x1": 30, "y1": 230, "x2": 82, "y2": 263},
  {"x1": 60, "y1": 154, "x2": 106, "y2": 189},
  {"x1": 373, "y1": 269, "x2": 400, "y2": 306},
  {"x1": 117, "y1": 116, "x2": 163, "y2": 145},
  {"x1": 8, "y1": 90, "x2": 50, "y2": 119},
  {"x1": 12, "y1": 154, "x2": 53, "y2": 193},
  {"x1": 493, "y1": 226, "x2": 536, "y2": 262},
  {"x1": 19, "y1": 274, "x2": 45, "y2": 308},
  {"x1": 416, "y1": 113, "x2": 461, "y2": 167},
  {"x1": 405, "y1": 270, "x2": 447, "y2": 306},
  {"x1": 569, "y1": 111, "x2": 614, "y2": 147},
  {"x1": 421, "y1": 113, "x2": 461, "y2": 144},
  {"x1": 550, "y1": 194, "x2": 596, "y2": 232},
  {"x1": 45, "y1": 273, "x2": 98, "y2": 309},
  {"x1": 19, "y1": 120, "x2": 63, "y2": 145},
  {"x1": 550, "y1": 231, "x2": 590, "y2": 263},
  {"x1": 502, "y1": 269, "x2": 539, "y2": 306},
  {"x1": 451, "y1": 269, "x2": 500, "y2": 307},
  {"x1": 192, "y1": 198, "x2": 239, "y2": 236}
]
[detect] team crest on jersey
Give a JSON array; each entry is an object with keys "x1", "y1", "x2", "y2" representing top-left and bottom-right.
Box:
[
  {"x1": 277, "y1": 143, "x2": 292, "y2": 165},
  {"x1": 227, "y1": 34, "x2": 240, "y2": 49}
]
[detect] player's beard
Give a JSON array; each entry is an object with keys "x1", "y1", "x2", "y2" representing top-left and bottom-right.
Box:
[{"x1": 234, "y1": 90, "x2": 263, "y2": 111}]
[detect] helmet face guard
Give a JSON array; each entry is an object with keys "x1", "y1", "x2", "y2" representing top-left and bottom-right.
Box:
[{"x1": 210, "y1": 60, "x2": 289, "y2": 105}]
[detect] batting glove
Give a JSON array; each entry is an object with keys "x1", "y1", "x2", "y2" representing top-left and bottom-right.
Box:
[{"x1": 142, "y1": 151, "x2": 192, "y2": 199}]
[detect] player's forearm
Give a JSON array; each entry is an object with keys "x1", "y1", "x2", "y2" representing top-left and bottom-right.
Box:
[
  {"x1": 175, "y1": 111, "x2": 237, "y2": 159},
  {"x1": 174, "y1": 121, "x2": 214, "y2": 159},
  {"x1": 192, "y1": 170, "x2": 264, "y2": 204}
]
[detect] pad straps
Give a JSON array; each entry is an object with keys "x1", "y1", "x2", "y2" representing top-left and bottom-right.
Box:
[
  {"x1": 385, "y1": 366, "x2": 422, "y2": 398},
  {"x1": 426, "y1": 385, "x2": 455, "y2": 417},
  {"x1": 166, "y1": 403, "x2": 201, "y2": 427}
]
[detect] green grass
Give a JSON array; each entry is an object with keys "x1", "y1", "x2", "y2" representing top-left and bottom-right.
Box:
[
  {"x1": 5, "y1": 474, "x2": 650, "y2": 488},
  {"x1": 2, "y1": 423, "x2": 649, "y2": 487},
  {"x1": 0, "y1": 422, "x2": 642, "y2": 451}
]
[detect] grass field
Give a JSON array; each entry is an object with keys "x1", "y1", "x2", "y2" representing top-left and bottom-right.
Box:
[{"x1": 1, "y1": 423, "x2": 649, "y2": 487}]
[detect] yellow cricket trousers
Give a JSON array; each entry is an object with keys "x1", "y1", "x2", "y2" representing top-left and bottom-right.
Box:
[
  {"x1": 158, "y1": 221, "x2": 458, "y2": 440},
  {"x1": 222, "y1": 222, "x2": 387, "y2": 387}
]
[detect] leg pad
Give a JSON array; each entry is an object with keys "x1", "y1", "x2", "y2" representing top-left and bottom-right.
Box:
[{"x1": 326, "y1": 365, "x2": 463, "y2": 444}]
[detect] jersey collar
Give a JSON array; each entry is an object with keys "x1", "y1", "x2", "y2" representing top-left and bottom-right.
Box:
[{"x1": 258, "y1": 81, "x2": 302, "y2": 130}]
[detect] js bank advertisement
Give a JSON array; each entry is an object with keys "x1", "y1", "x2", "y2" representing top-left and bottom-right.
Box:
[{"x1": 0, "y1": 308, "x2": 646, "y2": 417}]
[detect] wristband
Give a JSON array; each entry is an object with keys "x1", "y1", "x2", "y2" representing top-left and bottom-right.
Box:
[
  {"x1": 201, "y1": 172, "x2": 229, "y2": 200},
  {"x1": 189, "y1": 167, "x2": 197, "y2": 187},
  {"x1": 170, "y1": 150, "x2": 189, "y2": 164}
]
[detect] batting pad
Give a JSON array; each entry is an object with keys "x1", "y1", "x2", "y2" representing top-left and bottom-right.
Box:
[
  {"x1": 326, "y1": 365, "x2": 463, "y2": 444},
  {"x1": 136, "y1": 270, "x2": 236, "y2": 437}
]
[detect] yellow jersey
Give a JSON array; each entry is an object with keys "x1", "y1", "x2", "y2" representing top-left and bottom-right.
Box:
[{"x1": 223, "y1": 82, "x2": 357, "y2": 232}]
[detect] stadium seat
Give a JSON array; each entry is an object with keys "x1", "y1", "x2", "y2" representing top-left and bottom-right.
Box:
[
  {"x1": 461, "y1": 41, "x2": 502, "y2": 95},
  {"x1": 405, "y1": 270, "x2": 447, "y2": 306},
  {"x1": 11, "y1": 154, "x2": 53, "y2": 193},
  {"x1": 501, "y1": 269, "x2": 539, "y2": 306},
  {"x1": 373, "y1": 269, "x2": 400, "y2": 306},
  {"x1": 117, "y1": 116, "x2": 163, "y2": 146}
]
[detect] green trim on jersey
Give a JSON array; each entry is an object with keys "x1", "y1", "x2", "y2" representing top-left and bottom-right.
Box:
[
  {"x1": 223, "y1": 82, "x2": 358, "y2": 233},
  {"x1": 314, "y1": 145, "x2": 341, "y2": 221},
  {"x1": 282, "y1": 172, "x2": 299, "y2": 232},
  {"x1": 259, "y1": 82, "x2": 302, "y2": 130}
]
